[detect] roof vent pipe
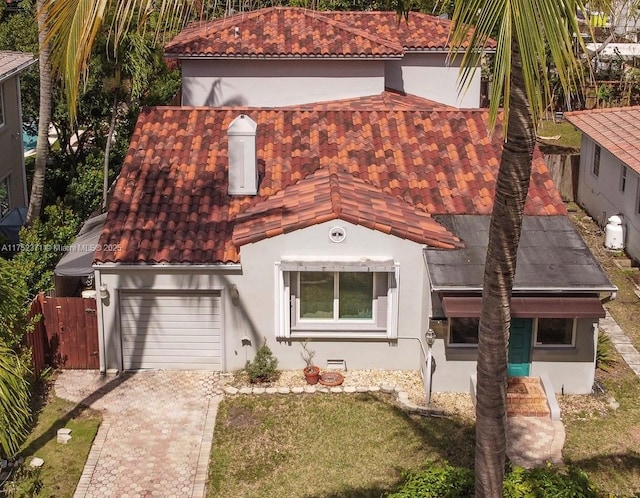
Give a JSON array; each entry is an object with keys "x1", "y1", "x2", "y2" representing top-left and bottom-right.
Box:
[{"x1": 228, "y1": 114, "x2": 258, "y2": 195}]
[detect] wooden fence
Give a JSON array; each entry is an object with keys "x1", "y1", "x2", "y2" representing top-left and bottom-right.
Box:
[{"x1": 26, "y1": 294, "x2": 100, "y2": 377}]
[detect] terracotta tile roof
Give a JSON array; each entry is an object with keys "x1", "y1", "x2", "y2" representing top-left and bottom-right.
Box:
[
  {"x1": 164, "y1": 8, "x2": 495, "y2": 58},
  {"x1": 283, "y1": 89, "x2": 456, "y2": 110},
  {"x1": 165, "y1": 7, "x2": 404, "y2": 58},
  {"x1": 322, "y1": 11, "x2": 495, "y2": 51},
  {"x1": 233, "y1": 165, "x2": 463, "y2": 249},
  {"x1": 565, "y1": 106, "x2": 640, "y2": 175},
  {"x1": 95, "y1": 106, "x2": 565, "y2": 265},
  {"x1": 0, "y1": 51, "x2": 36, "y2": 82}
]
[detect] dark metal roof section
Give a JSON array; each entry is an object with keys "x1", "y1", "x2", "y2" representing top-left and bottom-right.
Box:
[{"x1": 425, "y1": 215, "x2": 617, "y2": 292}]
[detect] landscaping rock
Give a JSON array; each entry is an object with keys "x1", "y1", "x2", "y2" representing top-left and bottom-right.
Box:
[
  {"x1": 303, "y1": 386, "x2": 317, "y2": 394},
  {"x1": 343, "y1": 386, "x2": 356, "y2": 393},
  {"x1": 277, "y1": 387, "x2": 291, "y2": 394},
  {"x1": 265, "y1": 387, "x2": 278, "y2": 394},
  {"x1": 223, "y1": 386, "x2": 239, "y2": 395},
  {"x1": 239, "y1": 387, "x2": 253, "y2": 395},
  {"x1": 291, "y1": 387, "x2": 304, "y2": 394},
  {"x1": 253, "y1": 387, "x2": 265, "y2": 394},
  {"x1": 330, "y1": 387, "x2": 343, "y2": 393},
  {"x1": 380, "y1": 383, "x2": 395, "y2": 393},
  {"x1": 57, "y1": 434, "x2": 72, "y2": 444},
  {"x1": 30, "y1": 457, "x2": 44, "y2": 468}
]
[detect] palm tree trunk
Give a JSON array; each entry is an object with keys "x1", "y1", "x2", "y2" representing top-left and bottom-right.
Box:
[
  {"x1": 475, "y1": 40, "x2": 536, "y2": 497},
  {"x1": 26, "y1": 0, "x2": 52, "y2": 225}
]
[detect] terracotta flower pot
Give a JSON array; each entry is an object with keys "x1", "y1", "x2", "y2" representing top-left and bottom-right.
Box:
[{"x1": 303, "y1": 366, "x2": 321, "y2": 385}]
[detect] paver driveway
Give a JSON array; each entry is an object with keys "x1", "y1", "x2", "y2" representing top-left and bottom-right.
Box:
[{"x1": 55, "y1": 370, "x2": 224, "y2": 498}]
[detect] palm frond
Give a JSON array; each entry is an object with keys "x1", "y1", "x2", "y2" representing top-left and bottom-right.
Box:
[{"x1": 449, "y1": 0, "x2": 601, "y2": 135}]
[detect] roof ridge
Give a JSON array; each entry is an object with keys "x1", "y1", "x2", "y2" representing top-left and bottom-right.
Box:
[
  {"x1": 328, "y1": 164, "x2": 342, "y2": 217},
  {"x1": 301, "y1": 9, "x2": 405, "y2": 52}
]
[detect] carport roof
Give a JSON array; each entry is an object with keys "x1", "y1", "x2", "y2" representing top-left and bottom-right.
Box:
[{"x1": 425, "y1": 215, "x2": 616, "y2": 292}]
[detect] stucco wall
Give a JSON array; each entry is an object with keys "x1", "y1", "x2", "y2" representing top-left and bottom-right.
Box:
[
  {"x1": 95, "y1": 220, "x2": 428, "y2": 374},
  {"x1": 180, "y1": 59, "x2": 386, "y2": 107},
  {"x1": 427, "y1": 317, "x2": 598, "y2": 394},
  {"x1": 0, "y1": 76, "x2": 28, "y2": 209},
  {"x1": 577, "y1": 134, "x2": 640, "y2": 261},
  {"x1": 384, "y1": 53, "x2": 481, "y2": 108}
]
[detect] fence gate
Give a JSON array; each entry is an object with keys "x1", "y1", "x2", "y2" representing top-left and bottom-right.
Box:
[{"x1": 27, "y1": 294, "x2": 100, "y2": 374}]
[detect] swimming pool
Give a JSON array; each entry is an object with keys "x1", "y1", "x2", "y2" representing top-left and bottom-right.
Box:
[{"x1": 22, "y1": 130, "x2": 37, "y2": 151}]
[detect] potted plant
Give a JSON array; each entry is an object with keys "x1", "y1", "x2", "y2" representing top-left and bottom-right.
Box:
[{"x1": 300, "y1": 340, "x2": 320, "y2": 385}]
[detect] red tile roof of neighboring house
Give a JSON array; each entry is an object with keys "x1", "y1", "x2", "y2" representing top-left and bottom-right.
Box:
[
  {"x1": 165, "y1": 8, "x2": 496, "y2": 58},
  {"x1": 95, "y1": 105, "x2": 565, "y2": 265},
  {"x1": 565, "y1": 106, "x2": 640, "y2": 175}
]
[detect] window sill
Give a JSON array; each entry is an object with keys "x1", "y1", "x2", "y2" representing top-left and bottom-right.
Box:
[{"x1": 289, "y1": 329, "x2": 389, "y2": 340}]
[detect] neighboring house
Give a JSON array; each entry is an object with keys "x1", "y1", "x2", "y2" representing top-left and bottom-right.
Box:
[
  {"x1": 0, "y1": 51, "x2": 35, "y2": 238},
  {"x1": 566, "y1": 106, "x2": 640, "y2": 261},
  {"x1": 165, "y1": 8, "x2": 491, "y2": 109},
  {"x1": 92, "y1": 96, "x2": 615, "y2": 394}
]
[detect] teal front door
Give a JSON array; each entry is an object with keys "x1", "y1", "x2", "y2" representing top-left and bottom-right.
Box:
[{"x1": 508, "y1": 318, "x2": 533, "y2": 376}]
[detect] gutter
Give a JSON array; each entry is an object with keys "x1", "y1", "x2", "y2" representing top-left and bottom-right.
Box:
[
  {"x1": 430, "y1": 285, "x2": 619, "y2": 293},
  {"x1": 93, "y1": 263, "x2": 242, "y2": 272}
]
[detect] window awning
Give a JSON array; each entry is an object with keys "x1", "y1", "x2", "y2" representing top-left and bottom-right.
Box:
[
  {"x1": 441, "y1": 296, "x2": 606, "y2": 319},
  {"x1": 279, "y1": 257, "x2": 396, "y2": 272}
]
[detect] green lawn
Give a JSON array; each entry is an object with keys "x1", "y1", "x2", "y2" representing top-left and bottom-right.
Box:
[
  {"x1": 537, "y1": 120, "x2": 582, "y2": 149},
  {"x1": 207, "y1": 394, "x2": 474, "y2": 498},
  {"x1": 13, "y1": 395, "x2": 102, "y2": 497}
]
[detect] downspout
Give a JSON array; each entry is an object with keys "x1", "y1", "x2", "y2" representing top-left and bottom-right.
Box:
[{"x1": 94, "y1": 269, "x2": 106, "y2": 375}]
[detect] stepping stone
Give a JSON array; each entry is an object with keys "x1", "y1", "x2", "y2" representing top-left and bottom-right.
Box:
[{"x1": 30, "y1": 457, "x2": 44, "y2": 468}]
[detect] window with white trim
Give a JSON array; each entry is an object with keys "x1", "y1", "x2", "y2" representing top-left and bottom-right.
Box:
[
  {"x1": 275, "y1": 261, "x2": 399, "y2": 339},
  {"x1": 299, "y1": 271, "x2": 374, "y2": 321},
  {"x1": 448, "y1": 317, "x2": 479, "y2": 346},
  {"x1": 621, "y1": 165, "x2": 627, "y2": 192},
  {"x1": 535, "y1": 318, "x2": 576, "y2": 347},
  {"x1": 593, "y1": 144, "x2": 601, "y2": 177},
  {"x1": 0, "y1": 176, "x2": 9, "y2": 219}
]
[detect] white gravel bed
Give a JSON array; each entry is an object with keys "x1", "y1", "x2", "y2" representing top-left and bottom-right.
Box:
[{"x1": 226, "y1": 368, "x2": 476, "y2": 419}]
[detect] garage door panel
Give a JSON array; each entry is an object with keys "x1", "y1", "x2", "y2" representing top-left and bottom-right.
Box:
[
  {"x1": 120, "y1": 320, "x2": 222, "y2": 331},
  {"x1": 120, "y1": 292, "x2": 223, "y2": 370},
  {"x1": 123, "y1": 335, "x2": 222, "y2": 345}
]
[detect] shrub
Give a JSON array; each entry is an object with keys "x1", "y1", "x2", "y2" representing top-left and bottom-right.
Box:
[
  {"x1": 245, "y1": 341, "x2": 279, "y2": 383},
  {"x1": 503, "y1": 464, "x2": 597, "y2": 497},
  {"x1": 596, "y1": 331, "x2": 617, "y2": 372},
  {"x1": 12, "y1": 203, "x2": 80, "y2": 295},
  {"x1": 385, "y1": 462, "x2": 474, "y2": 498},
  {"x1": 387, "y1": 462, "x2": 597, "y2": 497},
  {"x1": 3, "y1": 465, "x2": 43, "y2": 497}
]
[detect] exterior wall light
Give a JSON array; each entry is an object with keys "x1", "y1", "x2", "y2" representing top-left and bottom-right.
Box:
[{"x1": 425, "y1": 328, "x2": 436, "y2": 347}]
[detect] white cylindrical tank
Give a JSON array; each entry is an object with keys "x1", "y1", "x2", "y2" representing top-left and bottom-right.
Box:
[{"x1": 605, "y1": 215, "x2": 624, "y2": 250}]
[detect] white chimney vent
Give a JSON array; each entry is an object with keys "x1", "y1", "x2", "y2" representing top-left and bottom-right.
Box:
[{"x1": 228, "y1": 114, "x2": 258, "y2": 195}]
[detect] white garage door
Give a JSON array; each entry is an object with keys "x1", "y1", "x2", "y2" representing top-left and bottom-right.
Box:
[{"x1": 120, "y1": 292, "x2": 223, "y2": 370}]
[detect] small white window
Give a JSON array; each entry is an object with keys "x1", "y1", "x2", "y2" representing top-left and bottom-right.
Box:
[
  {"x1": 535, "y1": 318, "x2": 576, "y2": 347},
  {"x1": 593, "y1": 145, "x2": 601, "y2": 177}
]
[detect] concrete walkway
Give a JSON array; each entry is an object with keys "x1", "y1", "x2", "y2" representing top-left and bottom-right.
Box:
[
  {"x1": 55, "y1": 371, "x2": 224, "y2": 498},
  {"x1": 600, "y1": 310, "x2": 640, "y2": 377}
]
